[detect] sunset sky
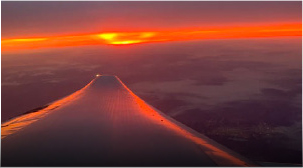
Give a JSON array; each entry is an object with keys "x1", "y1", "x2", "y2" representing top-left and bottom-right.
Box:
[
  {"x1": 1, "y1": 2, "x2": 302, "y2": 163},
  {"x1": 1, "y1": 1, "x2": 302, "y2": 52}
]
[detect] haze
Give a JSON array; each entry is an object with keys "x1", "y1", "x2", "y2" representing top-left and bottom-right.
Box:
[{"x1": 1, "y1": 1, "x2": 302, "y2": 165}]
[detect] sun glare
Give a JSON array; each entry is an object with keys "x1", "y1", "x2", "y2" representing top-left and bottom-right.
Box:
[
  {"x1": 110, "y1": 40, "x2": 143, "y2": 45},
  {"x1": 97, "y1": 33, "x2": 117, "y2": 40},
  {"x1": 1, "y1": 23, "x2": 301, "y2": 52},
  {"x1": 96, "y1": 32, "x2": 156, "y2": 45}
]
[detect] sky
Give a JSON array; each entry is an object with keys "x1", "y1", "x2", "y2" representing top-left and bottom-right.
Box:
[
  {"x1": 1, "y1": 1, "x2": 302, "y2": 164},
  {"x1": 2, "y1": 1, "x2": 301, "y2": 37},
  {"x1": 1, "y1": 1, "x2": 302, "y2": 52}
]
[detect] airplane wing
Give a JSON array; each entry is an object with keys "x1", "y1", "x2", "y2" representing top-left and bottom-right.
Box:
[{"x1": 1, "y1": 75, "x2": 257, "y2": 166}]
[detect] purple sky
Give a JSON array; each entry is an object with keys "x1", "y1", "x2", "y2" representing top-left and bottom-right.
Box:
[{"x1": 2, "y1": 1, "x2": 302, "y2": 38}]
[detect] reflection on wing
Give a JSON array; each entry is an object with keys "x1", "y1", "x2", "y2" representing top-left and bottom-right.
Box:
[{"x1": 1, "y1": 75, "x2": 257, "y2": 166}]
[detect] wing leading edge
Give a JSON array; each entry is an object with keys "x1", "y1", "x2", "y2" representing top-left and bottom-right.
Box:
[{"x1": 1, "y1": 75, "x2": 257, "y2": 166}]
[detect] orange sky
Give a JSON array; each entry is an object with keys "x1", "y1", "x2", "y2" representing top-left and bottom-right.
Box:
[{"x1": 1, "y1": 23, "x2": 301, "y2": 53}]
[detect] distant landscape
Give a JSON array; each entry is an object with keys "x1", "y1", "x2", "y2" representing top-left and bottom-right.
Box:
[
  {"x1": 2, "y1": 39, "x2": 301, "y2": 164},
  {"x1": 2, "y1": 1, "x2": 302, "y2": 165}
]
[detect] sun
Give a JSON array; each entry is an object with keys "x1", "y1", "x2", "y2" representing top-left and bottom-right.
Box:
[{"x1": 96, "y1": 32, "x2": 155, "y2": 45}]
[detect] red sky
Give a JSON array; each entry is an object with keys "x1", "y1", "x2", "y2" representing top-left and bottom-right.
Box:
[{"x1": 1, "y1": 1, "x2": 302, "y2": 52}]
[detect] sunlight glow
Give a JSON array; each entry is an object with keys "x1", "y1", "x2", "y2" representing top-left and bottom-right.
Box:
[
  {"x1": 96, "y1": 32, "x2": 156, "y2": 45},
  {"x1": 6, "y1": 38, "x2": 48, "y2": 42},
  {"x1": 1, "y1": 23, "x2": 301, "y2": 52},
  {"x1": 110, "y1": 40, "x2": 143, "y2": 45},
  {"x1": 116, "y1": 77, "x2": 251, "y2": 166},
  {"x1": 1, "y1": 80, "x2": 94, "y2": 139},
  {"x1": 97, "y1": 33, "x2": 117, "y2": 40}
]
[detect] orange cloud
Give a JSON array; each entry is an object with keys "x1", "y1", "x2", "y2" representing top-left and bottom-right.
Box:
[{"x1": 1, "y1": 23, "x2": 301, "y2": 52}]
